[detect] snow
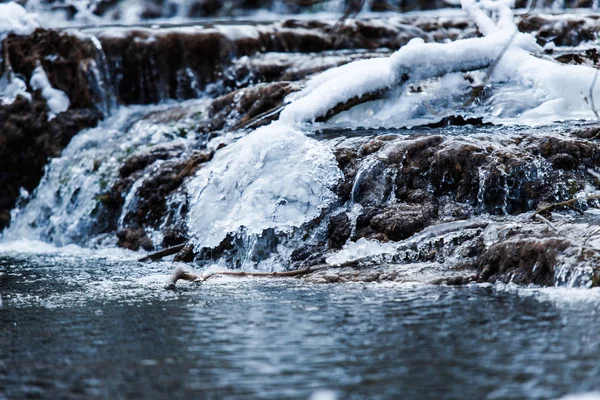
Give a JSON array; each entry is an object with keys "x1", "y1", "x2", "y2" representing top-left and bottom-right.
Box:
[
  {"x1": 0, "y1": 2, "x2": 39, "y2": 37},
  {"x1": 30, "y1": 66, "x2": 70, "y2": 118},
  {"x1": 186, "y1": 122, "x2": 341, "y2": 250},
  {"x1": 556, "y1": 393, "x2": 600, "y2": 400},
  {"x1": 280, "y1": 12, "x2": 539, "y2": 124},
  {"x1": 280, "y1": 0, "x2": 600, "y2": 128},
  {"x1": 0, "y1": 76, "x2": 31, "y2": 105}
]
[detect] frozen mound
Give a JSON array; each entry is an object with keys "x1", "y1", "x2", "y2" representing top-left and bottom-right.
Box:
[{"x1": 186, "y1": 122, "x2": 341, "y2": 250}]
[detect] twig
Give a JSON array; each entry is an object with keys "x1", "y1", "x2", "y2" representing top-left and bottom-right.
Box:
[
  {"x1": 330, "y1": 0, "x2": 365, "y2": 35},
  {"x1": 532, "y1": 194, "x2": 600, "y2": 217},
  {"x1": 534, "y1": 214, "x2": 558, "y2": 232},
  {"x1": 589, "y1": 68, "x2": 600, "y2": 120},
  {"x1": 165, "y1": 264, "x2": 333, "y2": 289},
  {"x1": 138, "y1": 243, "x2": 186, "y2": 262},
  {"x1": 533, "y1": 198, "x2": 580, "y2": 216},
  {"x1": 228, "y1": 104, "x2": 286, "y2": 132}
]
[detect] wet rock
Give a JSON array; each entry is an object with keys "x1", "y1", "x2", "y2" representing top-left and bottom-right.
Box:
[
  {"x1": 517, "y1": 15, "x2": 599, "y2": 47},
  {"x1": 369, "y1": 203, "x2": 436, "y2": 241},
  {"x1": 116, "y1": 228, "x2": 155, "y2": 251},
  {"x1": 0, "y1": 28, "x2": 110, "y2": 231},
  {"x1": 328, "y1": 213, "x2": 351, "y2": 249},
  {"x1": 476, "y1": 237, "x2": 571, "y2": 285},
  {"x1": 3, "y1": 28, "x2": 111, "y2": 111},
  {"x1": 0, "y1": 98, "x2": 100, "y2": 230},
  {"x1": 112, "y1": 149, "x2": 213, "y2": 233},
  {"x1": 205, "y1": 82, "x2": 297, "y2": 132},
  {"x1": 94, "y1": 17, "x2": 479, "y2": 105},
  {"x1": 290, "y1": 245, "x2": 327, "y2": 269}
]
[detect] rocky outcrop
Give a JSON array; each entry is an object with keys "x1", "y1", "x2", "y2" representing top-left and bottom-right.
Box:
[{"x1": 0, "y1": 29, "x2": 108, "y2": 230}]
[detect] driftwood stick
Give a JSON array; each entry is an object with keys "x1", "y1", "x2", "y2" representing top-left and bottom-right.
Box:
[
  {"x1": 532, "y1": 194, "x2": 600, "y2": 217},
  {"x1": 196, "y1": 265, "x2": 330, "y2": 282},
  {"x1": 164, "y1": 265, "x2": 331, "y2": 289},
  {"x1": 139, "y1": 243, "x2": 186, "y2": 262}
]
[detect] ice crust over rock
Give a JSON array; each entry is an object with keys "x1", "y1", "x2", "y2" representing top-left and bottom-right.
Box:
[{"x1": 186, "y1": 122, "x2": 341, "y2": 250}]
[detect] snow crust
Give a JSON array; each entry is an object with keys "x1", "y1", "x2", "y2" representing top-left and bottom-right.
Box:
[
  {"x1": 30, "y1": 66, "x2": 70, "y2": 117},
  {"x1": 280, "y1": 0, "x2": 600, "y2": 128},
  {"x1": 0, "y1": 2, "x2": 39, "y2": 36}
]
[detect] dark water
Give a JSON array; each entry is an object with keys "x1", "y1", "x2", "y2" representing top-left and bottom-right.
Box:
[{"x1": 1, "y1": 250, "x2": 600, "y2": 400}]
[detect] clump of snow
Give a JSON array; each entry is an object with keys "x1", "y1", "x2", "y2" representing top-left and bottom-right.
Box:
[
  {"x1": 0, "y1": 75, "x2": 31, "y2": 105},
  {"x1": 30, "y1": 66, "x2": 70, "y2": 117},
  {"x1": 0, "y1": 2, "x2": 39, "y2": 37},
  {"x1": 186, "y1": 122, "x2": 341, "y2": 250}
]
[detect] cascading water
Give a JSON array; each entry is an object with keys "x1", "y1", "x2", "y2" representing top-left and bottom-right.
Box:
[{"x1": 3, "y1": 0, "x2": 600, "y2": 286}]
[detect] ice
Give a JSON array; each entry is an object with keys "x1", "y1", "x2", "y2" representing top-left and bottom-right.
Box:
[
  {"x1": 30, "y1": 66, "x2": 70, "y2": 118},
  {"x1": 555, "y1": 393, "x2": 600, "y2": 400},
  {"x1": 0, "y1": 2, "x2": 39, "y2": 37},
  {"x1": 325, "y1": 238, "x2": 398, "y2": 265},
  {"x1": 186, "y1": 122, "x2": 341, "y2": 250}
]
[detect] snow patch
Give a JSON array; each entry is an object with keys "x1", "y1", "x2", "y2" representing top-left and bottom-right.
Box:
[
  {"x1": 0, "y1": 2, "x2": 39, "y2": 37},
  {"x1": 30, "y1": 66, "x2": 70, "y2": 118},
  {"x1": 0, "y1": 75, "x2": 31, "y2": 105}
]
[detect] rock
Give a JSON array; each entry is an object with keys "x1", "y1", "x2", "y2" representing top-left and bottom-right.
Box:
[
  {"x1": 328, "y1": 213, "x2": 351, "y2": 249},
  {"x1": 0, "y1": 28, "x2": 110, "y2": 230},
  {"x1": 476, "y1": 237, "x2": 571, "y2": 285},
  {"x1": 369, "y1": 203, "x2": 436, "y2": 241},
  {"x1": 3, "y1": 28, "x2": 110, "y2": 111},
  {"x1": 116, "y1": 228, "x2": 155, "y2": 251},
  {"x1": 0, "y1": 98, "x2": 100, "y2": 230}
]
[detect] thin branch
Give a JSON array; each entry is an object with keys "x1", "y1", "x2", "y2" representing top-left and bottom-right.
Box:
[
  {"x1": 589, "y1": 68, "x2": 600, "y2": 120},
  {"x1": 532, "y1": 194, "x2": 600, "y2": 217},
  {"x1": 534, "y1": 213, "x2": 558, "y2": 232},
  {"x1": 164, "y1": 264, "x2": 334, "y2": 289},
  {"x1": 138, "y1": 243, "x2": 186, "y2": 262}
]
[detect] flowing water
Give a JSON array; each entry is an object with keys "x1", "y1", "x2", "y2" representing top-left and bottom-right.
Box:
[{"x1": 2, "y1": 251, "x2": 600, "y2": 400}]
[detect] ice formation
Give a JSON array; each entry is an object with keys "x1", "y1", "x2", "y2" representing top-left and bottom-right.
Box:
[
  {"x1": 186, "y1": 0, "x2": 600, "y2": 253},
  {"x1": 30, "y1": 66, "x2": 71, "y2": 117},
  {"x1": 186, "y1": 122, "x2": 341, "y2": 250}
]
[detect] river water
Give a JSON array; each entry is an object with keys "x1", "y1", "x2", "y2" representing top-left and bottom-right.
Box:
[{"x1": 1, "y1": 249, "x2": 600, "y2": 399}]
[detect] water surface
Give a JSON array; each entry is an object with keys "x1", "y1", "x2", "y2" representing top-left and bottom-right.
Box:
[{"x1": 1, "y1": 252, "x2": 599, "y2": 399}]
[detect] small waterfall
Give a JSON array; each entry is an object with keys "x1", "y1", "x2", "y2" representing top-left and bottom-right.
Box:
[{"x1": 2, "y1": 101, "x2": 208, "y2": 246}]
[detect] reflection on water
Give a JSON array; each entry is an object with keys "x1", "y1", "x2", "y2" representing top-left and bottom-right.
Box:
[{"x1": 1, "y1": 253, "x2": 600, "y2": 399}]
